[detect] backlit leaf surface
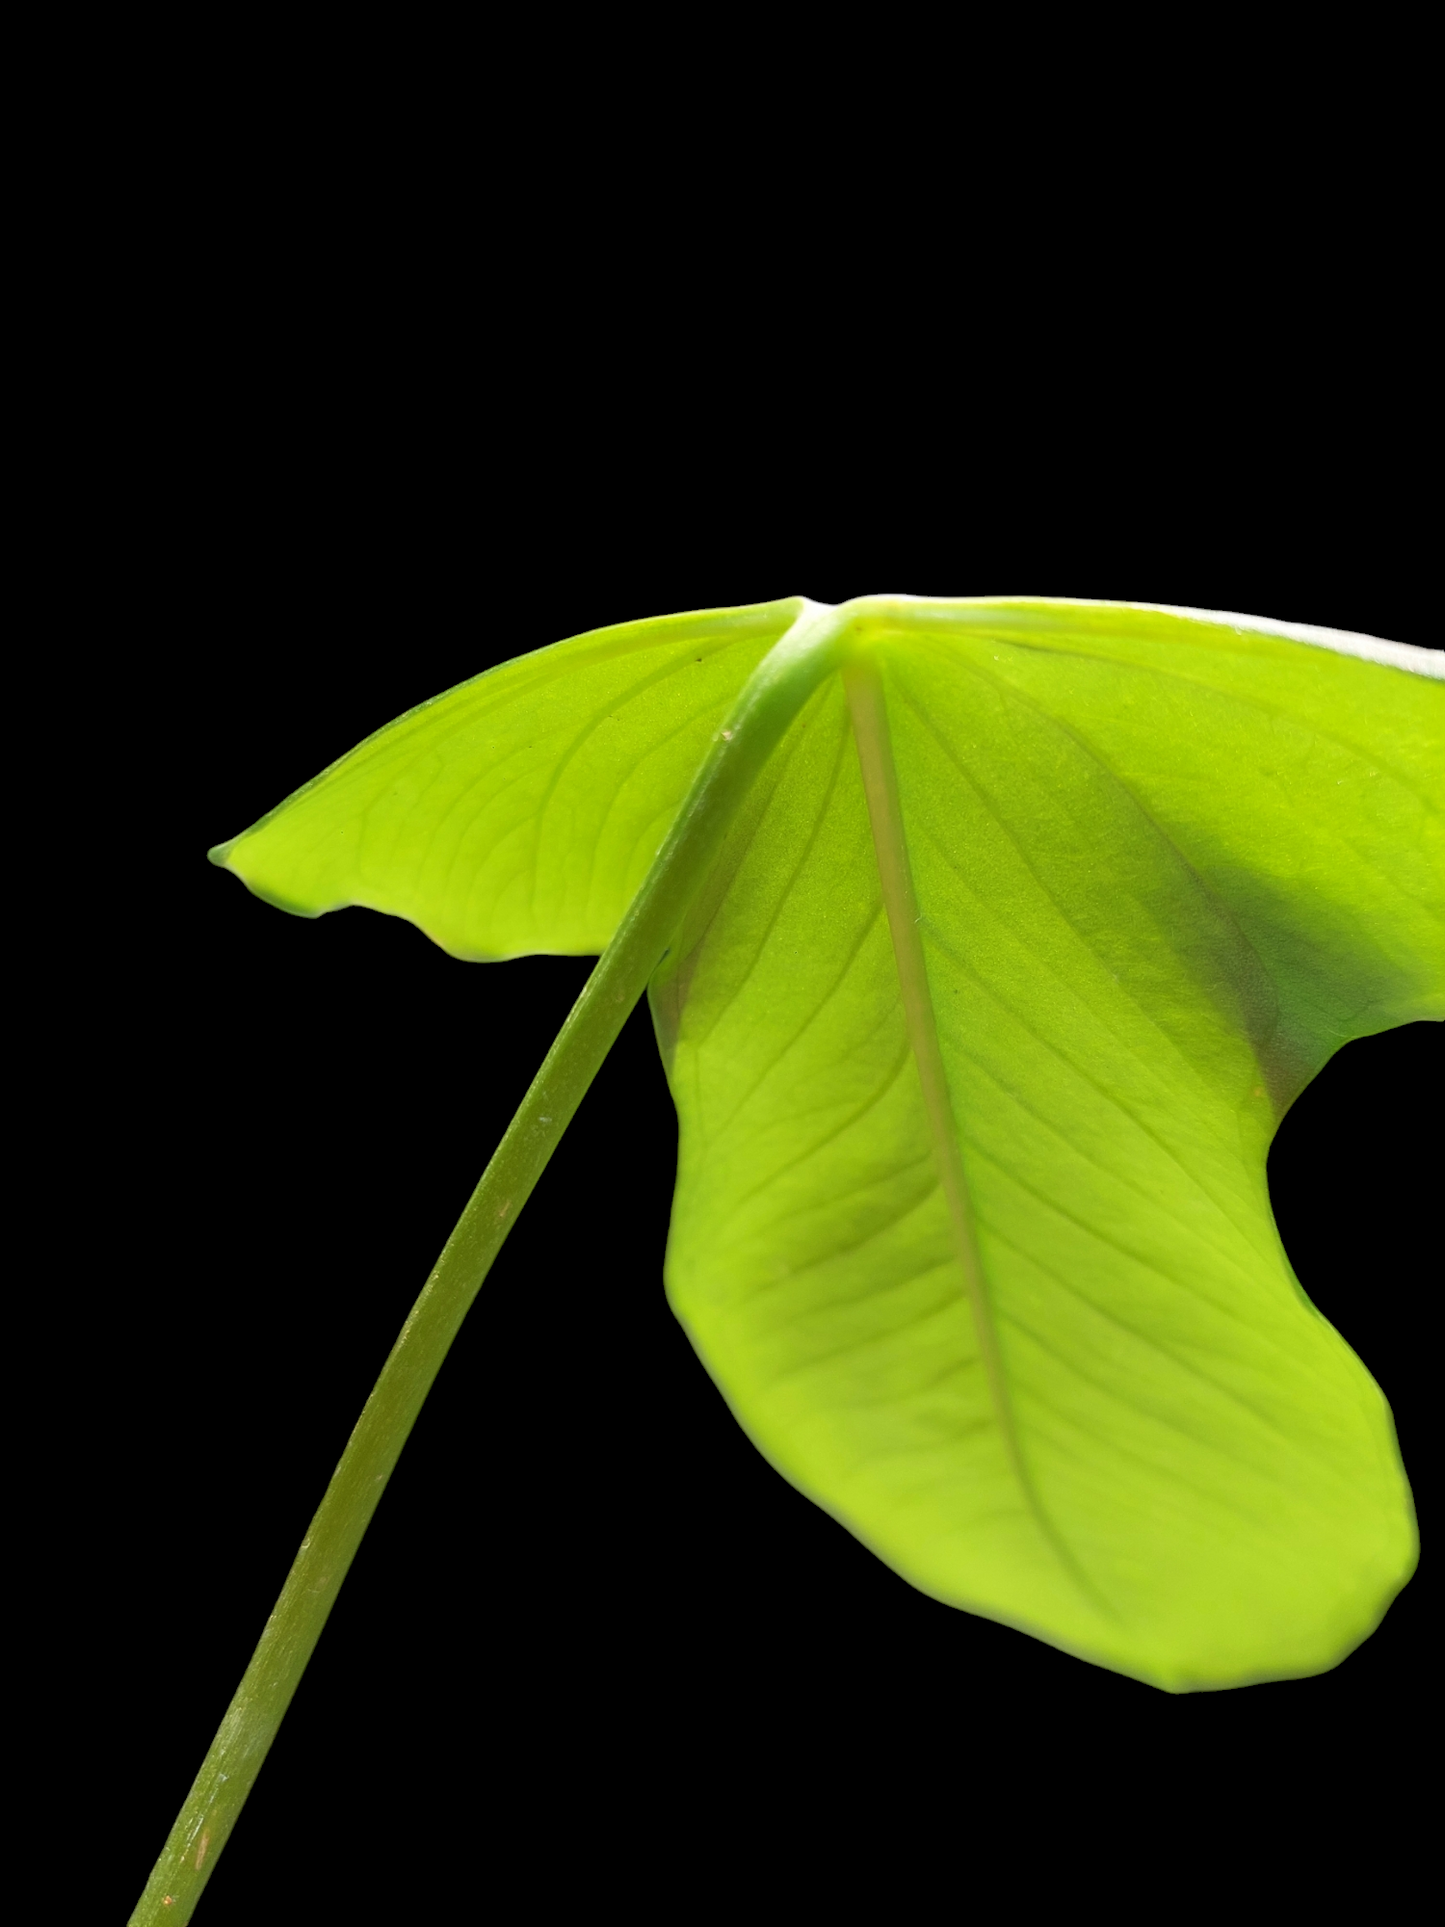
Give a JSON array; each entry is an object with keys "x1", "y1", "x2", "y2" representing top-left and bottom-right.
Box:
[
  {"x1": 215, "y1": 600, "x2": 798, "y2": 957},
  {"x1": 217, "y1": 599, "x2": 1443, "y2": 1688}
]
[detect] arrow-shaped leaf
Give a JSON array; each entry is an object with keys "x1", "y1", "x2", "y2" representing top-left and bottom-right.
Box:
[{"x1": 215, "y1": 597, "x2": 1442, "y2": 1690}]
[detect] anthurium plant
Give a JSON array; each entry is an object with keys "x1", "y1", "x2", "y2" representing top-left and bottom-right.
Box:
[{"x1": 134, "y1": 595, "x2": 1443, "y2": 1922}]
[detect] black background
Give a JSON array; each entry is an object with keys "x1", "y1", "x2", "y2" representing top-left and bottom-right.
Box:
[{"x1": 75, "y1": 114, "x2": 1438, "y2": 1919}]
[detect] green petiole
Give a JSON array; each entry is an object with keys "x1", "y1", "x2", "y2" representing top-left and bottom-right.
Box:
[{"x1": 130, "y1": 599, "x2": 850, "y2": 1923}]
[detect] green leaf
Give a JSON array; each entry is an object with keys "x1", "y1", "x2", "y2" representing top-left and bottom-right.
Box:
[
  {"x1": 215, "y1": 596, "x2": 1443, "y2": 1691},
  {"x1": 212, "y1": 598, "x2": 801, "y2": 957}
]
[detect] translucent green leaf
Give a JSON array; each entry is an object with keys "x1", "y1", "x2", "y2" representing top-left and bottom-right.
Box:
[
  {"x1": 215, "y1": 597, "x2": 1443, "y2": 1690},
  {"x1": 214, "y1": 598, "x2": 801, "y2": 957}
]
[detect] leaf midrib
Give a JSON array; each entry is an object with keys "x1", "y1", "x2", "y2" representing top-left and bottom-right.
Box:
[{"x1": 841, "y1": 656, "x2": 1109, "y2": 1613}]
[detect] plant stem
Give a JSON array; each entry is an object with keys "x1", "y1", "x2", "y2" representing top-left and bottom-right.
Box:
[{"x1": 130, "y1": 597, "x2": 849, "y2": 1924}]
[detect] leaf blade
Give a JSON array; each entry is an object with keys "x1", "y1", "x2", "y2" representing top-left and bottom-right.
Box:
[
  {"x1": 214, "y1": 594, "x2": 1438, "y2": 1688},
  {"x1": 212, "y1": 598, "x2": 802, "y2": 958},
  {"x1": 653, "y1": 603, "x2": 1435, "y2": 1687}
]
